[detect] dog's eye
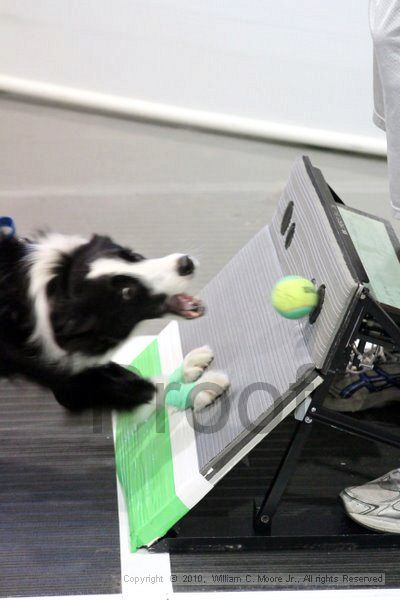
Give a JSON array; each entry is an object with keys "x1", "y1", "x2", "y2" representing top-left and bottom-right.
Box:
[
  {"x1": 121, "y1": 287, "x2": 132, "y2": 300},
  {"x1": 111, "y1": 275, "x2": 138, "y2": 299}
]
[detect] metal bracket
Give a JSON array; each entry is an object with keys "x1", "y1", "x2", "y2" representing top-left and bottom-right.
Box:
[{"x1": 294, "y1": 396, "x2": 312, "y2": 421}]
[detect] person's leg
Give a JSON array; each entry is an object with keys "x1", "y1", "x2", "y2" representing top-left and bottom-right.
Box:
[
  {"x1": 370, "y1": 0, "x2": 400, "y2": 218},
  {"x1": 339, "y1": 2, "x2": 400, "y2": 532}
]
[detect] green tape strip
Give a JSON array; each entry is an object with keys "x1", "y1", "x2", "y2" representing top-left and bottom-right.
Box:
[
  {"x1": 115, "y1": 340, "x2": 188, "y2": 551},
  {"x1": 125, "y1": 339, "x2": 161, "y2": 377},
  {"x1": 168, "y1": 363, "x2": 184, "y2": 383},
  {"x1": 166, "y1": 364, "x2": 195, "y2": 410}
]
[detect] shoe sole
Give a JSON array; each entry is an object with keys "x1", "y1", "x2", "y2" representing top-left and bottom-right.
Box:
[{"x1": 345, "y1": 510, "x2": 400, "y2": 534}]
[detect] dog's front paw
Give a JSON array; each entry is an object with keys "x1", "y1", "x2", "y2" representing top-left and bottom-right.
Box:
[
  {"x1": 182, "y1": 346, "x2": 214, "y2": 382},
  {"x1": 191, "y1": 370, "x2": 230, "y2": 412},
  {"x1": 110, "y1": 376, "x2": 156, "y2": 410},
  {"x1": 134, "y1": 378, "x2": 157, "y2": 403}
]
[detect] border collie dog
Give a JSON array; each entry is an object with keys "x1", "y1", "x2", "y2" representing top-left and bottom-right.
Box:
[{"x1": 0, "y1": 230, "x2": 228, "y2": 412}]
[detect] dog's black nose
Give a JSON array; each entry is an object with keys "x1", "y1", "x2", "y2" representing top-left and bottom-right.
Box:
[{"x1": 177, "y1": 255, "x2": 195, "y2": 276}]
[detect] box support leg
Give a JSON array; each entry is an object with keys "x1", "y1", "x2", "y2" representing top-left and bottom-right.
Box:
[{"x1": 254, "y1": 375, "x2": 334, "y2": 531}]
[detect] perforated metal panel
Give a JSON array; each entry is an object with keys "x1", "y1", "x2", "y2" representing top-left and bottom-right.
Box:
[
  {"x1": 270, "y1": 157, "x2": 359, "y2": 368},
  {"x1": 180, "y1": 157, "x2": 359, "y2": 473}
]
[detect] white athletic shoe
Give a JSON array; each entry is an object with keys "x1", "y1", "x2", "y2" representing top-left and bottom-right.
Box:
[{"x1": 340, "y1": 469, "x2": 400, "y2": 533}]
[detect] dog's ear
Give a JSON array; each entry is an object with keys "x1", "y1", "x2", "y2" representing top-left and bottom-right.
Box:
[{"x1": 86, "y1": 234, "x2": 116, "y2": 255}]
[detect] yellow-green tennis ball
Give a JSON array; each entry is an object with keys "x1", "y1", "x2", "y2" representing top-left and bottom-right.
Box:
[{"x1": 271, "y1": 276, "x2": 318, "y2": 319}]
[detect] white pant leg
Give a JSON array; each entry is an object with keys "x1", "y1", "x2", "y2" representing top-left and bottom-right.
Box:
[
  {"x1": 372, "y1": 49, "x2": 386, "y2": 131},
  {"x1": 370, "y1": 0, "x2": 400, "y2": 218}
]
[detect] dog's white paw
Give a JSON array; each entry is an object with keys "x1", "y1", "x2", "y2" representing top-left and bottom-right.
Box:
[
  {"x1": 182, "y1": 345, "x2": 214, "y2": 383},
  {"x1": 192, "y1": 370, "x2": 230, "y2": 412}
]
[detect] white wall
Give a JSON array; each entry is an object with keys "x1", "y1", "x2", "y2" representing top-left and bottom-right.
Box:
[{"x1": 0, "y1": 0, "x2": 386, "y2": 153}]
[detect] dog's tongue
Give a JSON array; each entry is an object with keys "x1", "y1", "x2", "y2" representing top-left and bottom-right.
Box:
[{"x1": 167, "y1": 293, "x2": 205, "y2": 319}]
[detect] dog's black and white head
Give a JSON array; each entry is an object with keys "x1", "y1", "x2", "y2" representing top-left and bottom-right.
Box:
[{"x1": 26, "y1": 232, "x2": 203, "y2": 371}]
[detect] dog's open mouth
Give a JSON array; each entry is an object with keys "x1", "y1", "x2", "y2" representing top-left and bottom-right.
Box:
[{"x1": 166, "y1": 293, "x2": 205, "y2": 319}]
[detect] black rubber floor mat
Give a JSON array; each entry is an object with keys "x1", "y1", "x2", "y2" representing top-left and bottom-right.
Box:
[
  {"x1": 170, "y1": 406, "x2": 400, "y2": 591},
  {"x1": 0, "y1": 379, "x2": 121, "y2": 596}
]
